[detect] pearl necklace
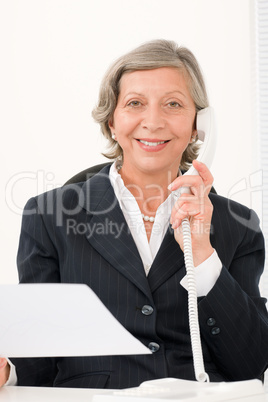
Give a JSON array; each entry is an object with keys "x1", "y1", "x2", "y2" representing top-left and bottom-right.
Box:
[
  {"x1": 142, "y1": 214, "x2": 155, "y2": 223},
  {"x1": 116, "y1": 161, "x2": 155, "y2": 223}
]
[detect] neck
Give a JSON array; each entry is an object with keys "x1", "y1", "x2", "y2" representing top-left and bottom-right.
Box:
[{"x1": 118, "y1": 162, "x2": 179, "y2": 214}]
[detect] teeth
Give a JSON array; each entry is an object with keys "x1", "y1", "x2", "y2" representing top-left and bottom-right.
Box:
[{"x1": 139, "y1": 140, "x2": 166, "y2": 146}]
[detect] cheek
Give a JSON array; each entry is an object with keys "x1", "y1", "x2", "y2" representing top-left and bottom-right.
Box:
[
  {"x1": 114, "y1": 114, "x2": 139, "y2": 135},
  {"x1": 171, "y1": 118, "x2": 193, "y2": 138}
]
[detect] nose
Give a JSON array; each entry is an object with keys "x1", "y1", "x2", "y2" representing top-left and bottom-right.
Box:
[{"x1": 141, "y1": 104, "x2": 165, "y2": 132}]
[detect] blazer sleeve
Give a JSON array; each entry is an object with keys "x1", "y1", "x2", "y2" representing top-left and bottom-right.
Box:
[
  {"x1": 16, "y1": 195, "x2": 61, "y2": 284},
  {"x1": 198, "y1": 208, "x2": 268, "y2": 381},
  {"x1": 11, "y1": 195, "x2": 60, "y2": 386}
]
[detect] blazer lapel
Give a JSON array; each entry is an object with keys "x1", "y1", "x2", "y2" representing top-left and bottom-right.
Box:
[
  {"x1": 147, "y1": 226, "x2": 185, "y2": 293},
  {"x1": 78, "y1": 166, "x2": 153, "y2": 301}
]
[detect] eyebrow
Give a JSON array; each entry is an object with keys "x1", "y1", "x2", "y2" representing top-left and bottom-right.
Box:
[
  {"x1": 121, "y1": 92, "x2": 144, "y2": 100},
  {"x1": 121, "y1": 90, "x2": 186, "y2": 100},
  {"x1": 164, "y1": 90, "x2": 186, "y2": 98}
]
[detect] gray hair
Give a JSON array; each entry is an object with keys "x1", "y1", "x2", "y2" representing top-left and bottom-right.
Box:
[{"x1": 92, "y1": 39, "x2": 209, "y2": 170}]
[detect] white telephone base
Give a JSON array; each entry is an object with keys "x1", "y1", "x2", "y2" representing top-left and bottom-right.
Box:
[{"x1": 92, "y1": 377, "x2": 265, "y2": 402}]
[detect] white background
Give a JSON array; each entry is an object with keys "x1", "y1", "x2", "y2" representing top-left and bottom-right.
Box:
[
  {"x1": 0, "y1": 0, "x2": 261, "y2": 286},
  {"x1": 1, "y1": 0, "x2": 267, "y2": 390}
]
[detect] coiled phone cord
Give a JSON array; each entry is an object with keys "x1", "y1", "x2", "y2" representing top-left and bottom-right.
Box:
[{"x1": 181, "y1": 217, "x2": 210, "y2": 383}]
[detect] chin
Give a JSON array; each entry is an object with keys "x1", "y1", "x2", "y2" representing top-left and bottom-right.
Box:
[{"x1": 140, "y1": 160, "x2": 178, "y2": 175}]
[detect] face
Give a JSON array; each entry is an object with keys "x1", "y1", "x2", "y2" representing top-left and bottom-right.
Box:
[{"x1": 109, "y1": 67, "x2": 197, "y2": 178}]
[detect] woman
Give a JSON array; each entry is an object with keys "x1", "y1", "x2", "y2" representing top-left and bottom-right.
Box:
[{"x1": 1, "y1": 39, "x2": 267, "y2": 388}]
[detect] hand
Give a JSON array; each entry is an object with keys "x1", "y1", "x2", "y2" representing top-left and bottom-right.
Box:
[
  {"x1": 169, "y1": 160, "x2": 214, "y2": 266},
  {"x1": 0, "y1": 358, "x2": 10, "y2": 387}
]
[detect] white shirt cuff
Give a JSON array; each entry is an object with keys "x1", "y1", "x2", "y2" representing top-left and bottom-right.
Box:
[
  {"x1": 180, "y1": 250, "x2": 222, "y2": 297},
  {"x1": 3, "y1": 358, "x2": 17, "y2": 386}
]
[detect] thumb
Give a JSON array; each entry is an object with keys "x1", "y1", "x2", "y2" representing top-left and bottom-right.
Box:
[
  {"x1": 0, "y1": 358, "x2": 7, "y2": 369},
  {"x1": 0, "y1": 358, "x2": 10, "y2": 387}
]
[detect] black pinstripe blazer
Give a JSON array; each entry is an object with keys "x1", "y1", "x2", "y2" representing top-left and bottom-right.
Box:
[{"x1": 11, "y1": 165, "x2": 268, "y2": 388}]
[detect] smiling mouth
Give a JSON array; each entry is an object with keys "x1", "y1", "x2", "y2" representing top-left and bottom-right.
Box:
[{"x1": 137, "y1": 140, "x2": 170, "y2": 147}]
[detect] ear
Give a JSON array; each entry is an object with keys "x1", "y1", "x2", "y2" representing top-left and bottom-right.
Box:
[
  {"x1": 190, "y1": 129, "x2": 198, "y2": 143},
  {"x1": 108, "y1": 118, "x2": 115, "y2": 132}
]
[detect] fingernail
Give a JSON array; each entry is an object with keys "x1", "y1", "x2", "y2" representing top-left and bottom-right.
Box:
[
  {"x1": 172, "y1": 219, "x2": 179, "y2": 229},
  {"x1": 168, "y1": 183, "x2": 173, "y2": 191}
]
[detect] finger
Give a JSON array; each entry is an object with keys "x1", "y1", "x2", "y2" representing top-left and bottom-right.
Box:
[
  {"x1": 170, "y1": 194, "x2": 197, "y2": 222},
  {"x1": 192, "y1": 160, "x2": 214, "y2": 192},
  {"x1": 171, "y1": 202, "x2": 205, "y2": 229},
  {"x1": 170, "y1": 193, "x2": 191, "y2": 223},
  {"x1": 168, "y1": 174, "x2": 201, "y2": 192},
  {"x1": 168, "y1": 161, "x2": 213, "y2": 195},
  {"x1": 170, "y1": 189, "x2": 206, "y2": 220},
  {"x1": 168, "y1": 174, "x2": 206, "y2": 198},
  {"x1": 172, "y1": 207, "x2": 204, "y2": 229},
  {"x1": 171, "y1": 196, "x2": 213, "y2": 229}
]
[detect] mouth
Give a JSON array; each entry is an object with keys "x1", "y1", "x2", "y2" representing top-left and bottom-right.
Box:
[
  {"x1": 135, "y1": 138, "x2": 171, "y2": 153},
  {"x1": 137, "y1": 139, "x2": 170, "y2": 147}
]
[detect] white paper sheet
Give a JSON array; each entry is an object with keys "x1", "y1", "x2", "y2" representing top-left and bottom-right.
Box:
[{"x1": 0, "y1": 284, "x2": 151, "y2": 357}]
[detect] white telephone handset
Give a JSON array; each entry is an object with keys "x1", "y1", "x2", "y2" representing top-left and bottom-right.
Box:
[
  {"x1": 175, "y1": 106, "x2": 217, "y2": 197},
  {"x1": 194, "y1": 106, "x2": 217, "y2": 172},
  {"x1": 172, "y1": 106, "x2": 217, "y2": 383}
]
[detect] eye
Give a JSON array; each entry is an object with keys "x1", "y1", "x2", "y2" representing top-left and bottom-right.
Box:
[
  {"x1": 127, "y1": 100, "x2": 142, "y2": 107},
  {"x1": 168, "y1": 101, "x2": 181, "y2": 108}
]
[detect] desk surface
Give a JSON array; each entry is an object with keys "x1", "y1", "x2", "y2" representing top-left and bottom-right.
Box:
[
  {"x1": 0, "y1": 386, "x2": 106, "y2": 401},
  {"x1": 0, "y1": 385, "x2": 267, "y2": 402}
]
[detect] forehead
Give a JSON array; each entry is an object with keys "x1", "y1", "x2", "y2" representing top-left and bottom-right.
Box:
[{"x1": 118, "y1": 67, "x2": 191, "y2": 96}]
